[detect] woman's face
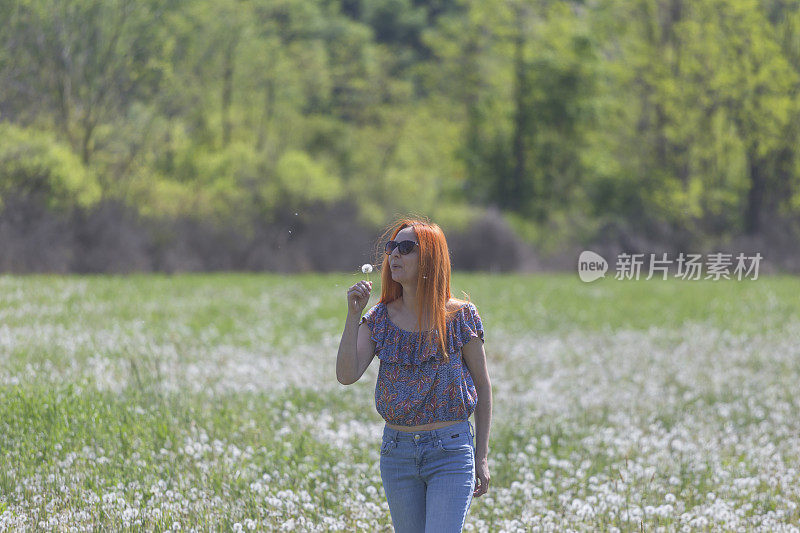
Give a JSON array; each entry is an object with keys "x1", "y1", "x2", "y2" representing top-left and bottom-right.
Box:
[{"x1": 388, "y1": 227, "x2": 419, "y2": 287}]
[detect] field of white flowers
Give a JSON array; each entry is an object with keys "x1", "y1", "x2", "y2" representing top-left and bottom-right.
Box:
[{"x1": 1, "y1": 273, "x2": 799, "y2": 532}]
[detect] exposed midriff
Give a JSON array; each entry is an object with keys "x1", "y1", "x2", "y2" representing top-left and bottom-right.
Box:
[{"x1": 385, "y1": 419, "x2": 462, "y2": 432}]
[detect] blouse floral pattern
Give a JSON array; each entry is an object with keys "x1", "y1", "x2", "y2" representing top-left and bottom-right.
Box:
[{"x1": 359, "y1": 301, "x2": 485, "y2": 426}]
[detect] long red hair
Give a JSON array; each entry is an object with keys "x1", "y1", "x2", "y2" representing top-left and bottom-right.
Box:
[{"x1": 371, "y1": 215, "x2": 470, "y2": 363}]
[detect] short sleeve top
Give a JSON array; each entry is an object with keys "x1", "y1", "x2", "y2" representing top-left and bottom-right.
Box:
[{"x1": 359, "y1": 301, "x2": 485, "y2": 426}]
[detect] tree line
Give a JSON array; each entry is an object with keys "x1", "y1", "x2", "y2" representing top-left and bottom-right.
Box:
[{"x1": 0, "y1": 0, "x2": 798, "y2": 272}]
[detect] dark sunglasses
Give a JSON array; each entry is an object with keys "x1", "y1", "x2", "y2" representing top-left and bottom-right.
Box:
[{"x1": 385, "y1": 240, "x2": 418, "y2": 255}]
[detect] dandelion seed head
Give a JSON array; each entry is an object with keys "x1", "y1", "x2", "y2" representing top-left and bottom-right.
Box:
[{"x1": 361, "y1": 264, "x2": 373, "y2": 274}]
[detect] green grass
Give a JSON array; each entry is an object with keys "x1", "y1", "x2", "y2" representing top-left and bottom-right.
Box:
[{"x1": 1, "y1": 272, "x2": 798, "y2": 530}]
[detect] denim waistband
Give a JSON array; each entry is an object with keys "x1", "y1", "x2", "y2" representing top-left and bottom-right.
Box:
[{"x1": 383, "y1": 419, "x2": 473, "y2": 442}]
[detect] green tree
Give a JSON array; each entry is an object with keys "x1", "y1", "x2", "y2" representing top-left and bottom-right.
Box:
[
  {"x1": 0, "y1": 123, "x2": 101, "y2": 210},
  {"x1": 0, "y1": 0, "x2": 166, "y2": 167},
  {"x1": 591, "y1": 0, "x2": 798, "y2": 242},
  {"x1": 424, "y1": 0, "x2": 599, "y2": 222}
]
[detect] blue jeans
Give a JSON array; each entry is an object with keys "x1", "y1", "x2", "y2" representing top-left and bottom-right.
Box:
[{"x1": 379, "y1": 419, "x2": 476, "y2": 533}]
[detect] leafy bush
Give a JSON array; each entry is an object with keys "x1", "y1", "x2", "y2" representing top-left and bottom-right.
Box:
[{"x1": 0, "y1": 123, "x2": 101, "y2": 211}]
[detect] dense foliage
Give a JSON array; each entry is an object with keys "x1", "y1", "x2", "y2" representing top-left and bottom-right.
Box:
[{"x1": 0, "y1": 0, "x2": 798, "y2": 270}]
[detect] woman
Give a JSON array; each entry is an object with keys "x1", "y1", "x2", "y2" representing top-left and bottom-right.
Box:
[{"x1": 336, "y1": 216, "x2": 492, "y2": 533}]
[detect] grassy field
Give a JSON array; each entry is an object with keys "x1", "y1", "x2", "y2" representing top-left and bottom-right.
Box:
[{"x1": 1, "y1": 273, "x2": 800, "y2": 532}]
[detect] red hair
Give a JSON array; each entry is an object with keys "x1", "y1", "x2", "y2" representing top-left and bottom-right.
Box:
[{"x1": 371, "y1": 214, "x2": 470, "y2": 363}]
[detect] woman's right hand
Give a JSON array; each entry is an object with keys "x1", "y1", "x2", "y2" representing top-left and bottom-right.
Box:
[{"x1": 347, "y1": 280, "x2": 372, "y2": 315}]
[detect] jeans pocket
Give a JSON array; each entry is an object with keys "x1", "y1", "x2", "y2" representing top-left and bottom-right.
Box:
[
  {"x1": 439, "y1": 433, "x2": 473, "y2": 453},
  {"x1": 380, "y1": 438, "x2": 395, "y2": 456}
]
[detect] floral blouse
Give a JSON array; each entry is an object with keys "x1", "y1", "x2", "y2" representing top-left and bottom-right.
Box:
[{"x1": 359, "y1": 301, "x2": 485, "y2": 426}]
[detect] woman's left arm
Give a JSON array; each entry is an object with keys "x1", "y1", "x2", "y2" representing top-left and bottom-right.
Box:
[{"x1": 462, "y1": 336, "x2": 492, "y2": 497}]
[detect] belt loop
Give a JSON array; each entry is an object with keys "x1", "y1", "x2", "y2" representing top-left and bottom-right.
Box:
[{"x1": 469, "y1": 419, "x2": 474, "y2": 439}]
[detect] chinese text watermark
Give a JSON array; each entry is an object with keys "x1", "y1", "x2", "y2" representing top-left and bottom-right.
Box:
[{"x1": 578, "y1": 251, "x2": 762, "y2": 282}]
